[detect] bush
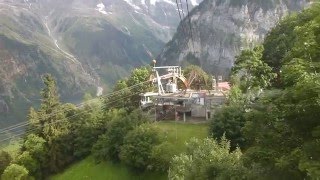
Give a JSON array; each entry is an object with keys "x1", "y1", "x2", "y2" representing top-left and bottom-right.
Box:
[
  {"x1": 209, "y1": 105, "x2": 246, "y2": 149},
  {"x1": 92, "y1": 109, "x2": 149, "y2": 162},
  {"x1": 168, "y1": 137, "x2": 246, "y2": 180},
  {"x1": 15, "y1": 151, "x2": 39, "y2": 177},
  {"x1": 150, "y1": 142, "x2": 179, "y2": 172},
  {"x1": 120, "y1": 124, "x2": 162, "y2": 170},
  {"x1": 23, "y1": 134, "x2": 47, "y2": 166},
  {"x1": 1, "y1": 164, "x2": 29, "y2": 180},
  {"x1": 0, "y1": 151, "x2": 12, "y2": 175}
]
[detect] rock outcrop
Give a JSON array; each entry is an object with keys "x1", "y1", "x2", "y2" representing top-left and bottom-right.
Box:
[{"x1": 158, "y1": 0, "x2": 310, "y2": 77}]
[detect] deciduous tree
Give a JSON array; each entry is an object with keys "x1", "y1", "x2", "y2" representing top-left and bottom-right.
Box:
[
  {"x1": 120, "y1": 124, "x2": 162, "y2": 170},
  {"x1": 1, "y1": 164, "x2": 29, "y2": 180}
]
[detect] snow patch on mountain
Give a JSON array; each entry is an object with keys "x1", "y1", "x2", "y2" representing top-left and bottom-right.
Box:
[
  {"x1": 96, "y1": 3, "x2": 108, "y2": 15},
  {"x1": 123, "y1": 0, "x2": 141, "y2": 10},
  {"x1": 190, "y1": 0, "x2": 198, "y2": 6},
  {"x1": 150, "y1": 0, "x2": 175, "y2": 6}
]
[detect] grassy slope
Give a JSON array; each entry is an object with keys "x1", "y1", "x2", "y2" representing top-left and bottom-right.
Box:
[
  {"x1": 154, "y1": 121, "x2": 208, "y2": 153},
  {"x1": 52, "y1": 121, "x2": 208, "y2": 180},
  {"x1": 51, "y1": 156, "x2": 166, "y2": 180}
]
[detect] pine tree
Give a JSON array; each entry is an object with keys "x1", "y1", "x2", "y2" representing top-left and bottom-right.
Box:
[{"x1": 25, "y1": 74, "x2": 72, "y2": 173}]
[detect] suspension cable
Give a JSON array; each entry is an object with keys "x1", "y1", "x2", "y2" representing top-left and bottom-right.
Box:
[
  {"x1": 185, "y1": 0, "x2": 195, "y2": 52},
  {"x1": 0, "y1": 80, "x2": 150, "y2": 134},
  {"x1": 0, "y1": 91, "x2": 141, "y2": 143}
]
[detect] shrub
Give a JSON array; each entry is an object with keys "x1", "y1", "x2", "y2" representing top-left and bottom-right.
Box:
[
  {"x1": 120, "y1": 124, "x2": 162, "y2": 170},
  {"x1": 0, "y1": 151, "x2": 12, "y2": 175},
  {"x1": 150, "y1": 142, "x2": 179, "y2": 172},
  {"x1": 168, "y1": 137, "x2": 246, "y2": 180},
  {"x1": 1, "y1": 164, "x2": 29, "y2": 180}
]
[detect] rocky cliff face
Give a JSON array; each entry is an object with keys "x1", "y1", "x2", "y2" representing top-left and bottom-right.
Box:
[
  {"x1": 0, "y1": 0, "x2": 202, "y2": 126},
  {"x1": 157, "y1": 0, "x2": 310, "y2": 77}
]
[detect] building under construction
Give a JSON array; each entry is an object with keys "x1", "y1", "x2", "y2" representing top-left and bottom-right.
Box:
[{"x1": 140, "y1": 65, "x2": 230, "y2": 122}]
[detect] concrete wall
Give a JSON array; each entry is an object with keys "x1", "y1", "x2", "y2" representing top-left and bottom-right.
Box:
[{"x1": 191, "y1": 104, "x2": 206, "y2": 117}]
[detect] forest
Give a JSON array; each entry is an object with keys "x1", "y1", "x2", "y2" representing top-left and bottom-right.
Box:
[{"x1": 1, "y1": 3, "x2": 320, "y2": 180}]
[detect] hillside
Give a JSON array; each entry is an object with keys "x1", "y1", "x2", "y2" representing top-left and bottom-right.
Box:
[
  {"x1": 52, "y1": 122, "x2": 208, "y2": 180},
  {"x1": 157, "y1": 0, "x2": 310, "y2": 77},
  {"x1": 1, "y1": 2, "x2": 320, "y2": 179},
  {"x1": 0, "y1": 0, "x2": 202, "y2": 127}
]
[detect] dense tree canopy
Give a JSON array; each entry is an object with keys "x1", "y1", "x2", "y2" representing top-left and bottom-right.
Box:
[
  {"x1": 92, "y1": 109, "x2": 149, "y2": 162},
  {"x1": 209, "y1": 104, "x2": 246, "y2": 149},
  {"x1": 219, "y1": 3, "x2": 320, "y2": 179},
  {"x1": 232, "y1": 46, "x2": 275, "y2": 92}
]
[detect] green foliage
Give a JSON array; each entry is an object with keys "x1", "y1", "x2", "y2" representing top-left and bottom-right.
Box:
[
  {"x1": 8, "y1": 6, "x2": 320, "y2": 178},
  {"x1": 92, "y1": 109, "x2": 148, "y2": 162},
  {"x1": 91, "y1": 110, "x2": 129, "y2": 162},
  {"x1": 281, "y1": 74, "x2": 320, "y2": 135},
  {"x1": 70, "y1": 97, "x2": 105, "y2": 159},
  {"x1": 209, "y1": 105, "x2": 246, "y2": 149},
  {"x1": 262, "y1": 3, "x2": 320, "y2": 87},
  {"x1": 40, "y1": 74, "x2": 60, "y2": 111},
  {"x1": 15, "y1": 151, "x2": 39, "y2": 177},
  {"x1": 52, "y1": 122, "x2": 208, "y2": 179},
  {"x1": 105, "y1": 66, "x2": 153, "y2": 111},
  {"x1": 27, "y1": 108, "x2": 41, "y2": 135},
  {"x1": 232, "y1": 46, "x2": 276, "y2": 92},
  {"x1": 21, "y1": 134, "x2": 47, "y2": 178},
  {"x1": 168, "y1": 137, "x2": 245, "y2": 180},
  {"x1": 51, "y1": 156, "x2": 166, "y2": 180},
  {"x1": 149, "y1": 142, "x2": 179, "y2": 172},
  {"x1": 39, "y1": 75, "x2": 70, "y2": 141},
  {"x1": 19, "y1": 74, "x2": 80, "y2": 176},
  {"x1": 281, "y1": 58, "x2": 310, "y2": 87},
  {"x1": 182, "y1": 65, "x2": 212, "y2": 90},
  {"x1": 240, "y1": 73, "x2": 320, "y2": 178},
  {"x1": 299, "y1": 140, "x2": 320, "y2": 178},
  {"x1": 27, "y1": 74, "x2": 72, "y2": 173},
  {"x1": 0, "y1": 150, "x2": 12, "y2": 175},
  {"x1": 105, "y1": 80, "x2": 130, "y2": 110},
  {"x1": 225, "y1": 7, "x2": 320, "y2": 177},
  {"x1": 242, "y1": 94, "x2": 305, "y2": 178},
  {"x1": 262, "y1": 13, "x2": 301, "y2": 69},
  {"x1": 23, "y1": 134, "x2": 47, "y2": 165},
  {"x1": 127, "y1": 66, "x2": 153, "y2": 109},
  {"x1": 120, "y1": 124, "x2": 162, "y2": 170},
  {"x1": 1, "y1": 164, "x2": 29, "y2": 180},
  {"x1": 226, "y1": 85, "x2": 245, "y2": 105}
]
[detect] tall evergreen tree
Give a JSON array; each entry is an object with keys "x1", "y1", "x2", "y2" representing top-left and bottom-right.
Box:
[{"x1": 25, "y1": 74, "x2": 72, "y2": 173}]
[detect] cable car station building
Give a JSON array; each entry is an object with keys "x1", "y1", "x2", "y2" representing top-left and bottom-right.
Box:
[{"x1": 140, "y1": 65, "x2": 230, "y2": 122}]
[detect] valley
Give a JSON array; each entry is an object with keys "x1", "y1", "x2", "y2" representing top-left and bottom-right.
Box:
[
  {"x1": 0, "y1": 0, "x2": 202, "y2": 127},
  {"x1": 1, "y1": 0, "x2": 319, "y2": 179}
]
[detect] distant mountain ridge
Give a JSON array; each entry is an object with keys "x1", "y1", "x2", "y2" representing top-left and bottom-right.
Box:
[{"x1": 157, "y1": 0, "x2": 310, "y2": 77}]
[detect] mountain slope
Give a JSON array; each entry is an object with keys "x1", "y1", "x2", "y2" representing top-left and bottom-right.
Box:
[
  {"x1": 0, "y1": 4, "x2": 94, "y2": 126},
  {"x1": 157, "y1": 0, "x2": 310, "y2": 77},
  {"x1": 0, "y1": 0, "x2": 201, "y2": 127}
]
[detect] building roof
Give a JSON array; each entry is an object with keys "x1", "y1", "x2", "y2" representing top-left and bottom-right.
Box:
[{"x1": 218, "y1": 82, "x2": 231, "y2": 91}]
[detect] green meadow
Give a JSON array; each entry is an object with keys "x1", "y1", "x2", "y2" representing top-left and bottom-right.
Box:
[{"x1": 52, "y1": 121, "x2": 208, "y2": 180}]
